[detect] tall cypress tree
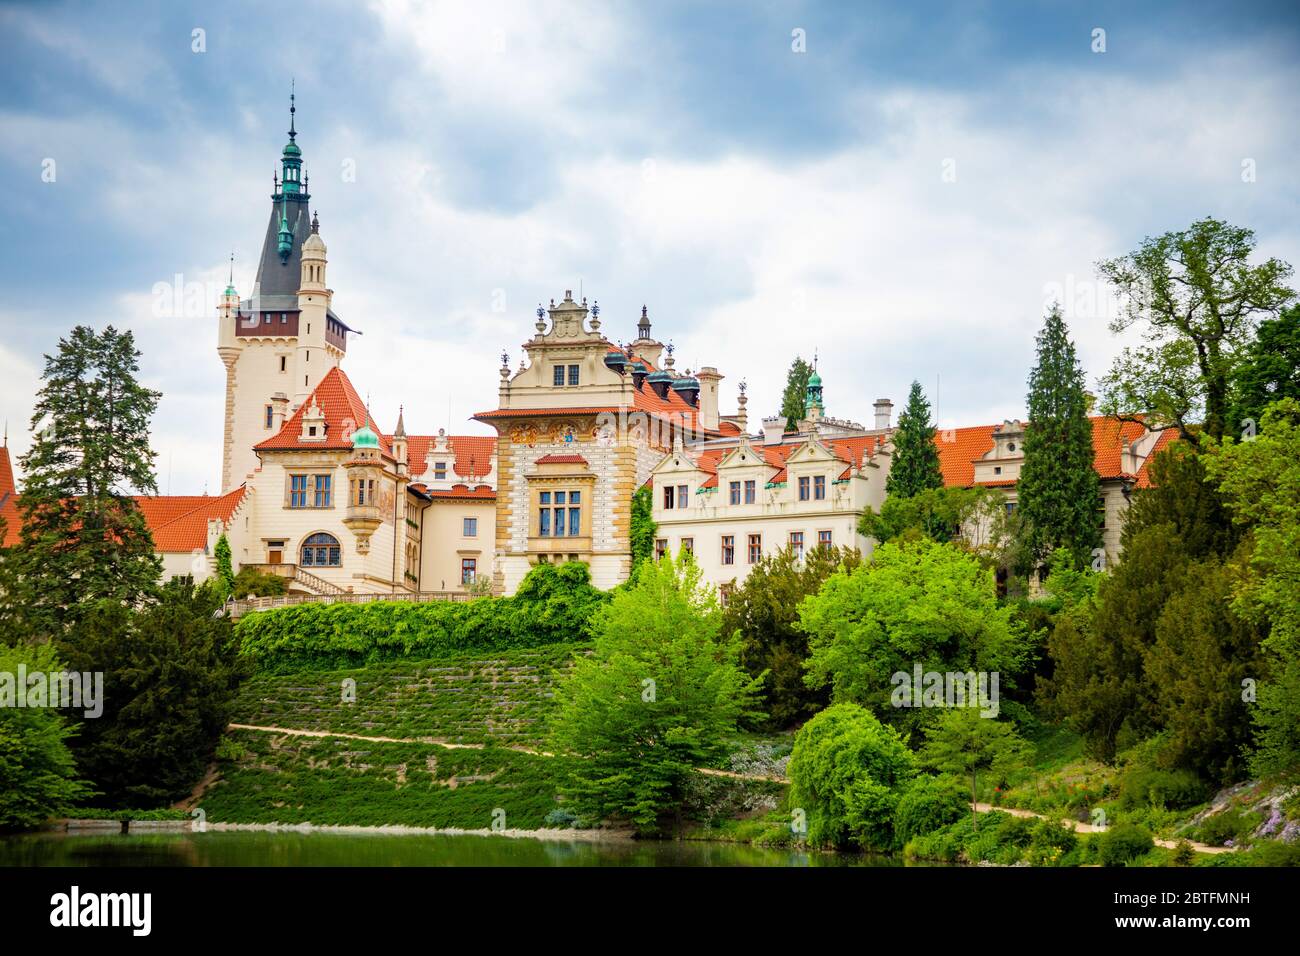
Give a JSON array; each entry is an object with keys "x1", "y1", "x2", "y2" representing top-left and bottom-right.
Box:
[
  {"x1": 1017, "y1": 304, "x2": 1101, "y2": 570},
  {"x1": 780, "y1": 357, "x2": 814, "y2": 431},
  {"x1": 886, "y1": 380, "x2": 943, "y2": 498},
  {"x1": 8, "y1": 325, "x2": 162, "y2": 639}
]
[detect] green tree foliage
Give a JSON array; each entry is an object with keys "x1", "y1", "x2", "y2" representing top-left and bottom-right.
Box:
[
  {"x1": 1204, "y1": 398, "x2": 1300, "y2": 776},
  {"x1": 548, "y1": 555, "x2": 759, "y2": 833},
  {"x1": 237, "y1": 561, "x2": 608, "y2": 673},
  {"x1": 1038, "y1": 443, "x2": 1255, "y2": 775},
  {"x1": 1096, "y1": 217, "x2": 1294, "y2": 443},
  {"x1": 1017, "y1": 304, "x2": 1102, "y2": 571},
  {"x1": 58, "y1": 577, "x2": 248, "y2": 807},
  {"x1": 214, "y1": 534, "x2": 235, "y2": 599},
  {"x1": 800, "y1": 539, "x2": 1030, "y2": 740},
  {"x1": 859, "y1": 485, "x2": 1003, "y2": 548},
  {"x1": 629, "y1": 485, "x2": 656, "y2": 574},
  {"x1": 780, "y1": 357, "x2": 814, "y2": 431},
  {"x1": 722, "y1": 544, "x2": 859, "y2": 728},
  {"x1": 885, "y1": 380, "x2": 944, "y2": 498},
  {"x1": 5, "y1": 326, "x2": 162, "y2": 639},
  {"x1": 787, "y1": 703, "x2": 916, "y2": 850},
  {"x1": 918, "y1": 707, "x2": 1032, "y2": 827},
  {"x1": 0, "y1": 642, "x2": 93, "y2": 828},
  {"x1": 893, "y1": 775, "x2": 970, "y2": 846},
  {"x1": 1228, "y1": 305, "x2": 1300, "y2": 434}
]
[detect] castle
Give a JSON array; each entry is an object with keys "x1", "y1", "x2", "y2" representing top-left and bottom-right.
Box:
[{"x1": 0, "y1": 98, "x2": 1177, "y2": 600}]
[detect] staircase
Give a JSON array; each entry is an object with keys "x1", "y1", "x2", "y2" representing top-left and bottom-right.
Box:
[{"x1": 247, "y1": 563, "x2": 346, "y2": 597}]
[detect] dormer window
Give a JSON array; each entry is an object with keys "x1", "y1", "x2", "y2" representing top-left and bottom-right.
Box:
[
  {"x1": 434, "y1": 461, "x2": 447, "y2": 479},
  {"x1": 309, "y1": 426, "x2": 318, "y2": 437},
  {"x1": 1007, "y1": 442, "x2": 1016, "y2": 452},
  {"x1": 994, "y1": 466, "x2": 1002, "y2": 475}
]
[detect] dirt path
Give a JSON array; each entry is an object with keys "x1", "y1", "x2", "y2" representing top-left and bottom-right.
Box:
[
  {"x1": 972, "y1": 802, "x2": 1234, "y2": 855},
  {"x1": 227, "y1": 723, "x2": 784, "y2": 783}
]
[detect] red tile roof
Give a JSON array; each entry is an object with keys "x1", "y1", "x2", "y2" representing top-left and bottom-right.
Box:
[
  {"x1": 407, "y1": 434, "x2": 496, "y2": 480},
  {"x1": 535, "y1": 453, "x2": 588, "y2": 465},
  {"x1": 1, "y1": 480, "x2": 248, "y2": 553},
  {"x1": 688, "y1": 434, "x2": 882, "y2": 488},
  {"x1": 424, "y1": 486, "x2": 497, "y2": 500},
  {"x1": 140, "y1": 486, "x2": 248, "y2": 552},
  {"x1": 936, "y1": 416, "x2": 1162, "y2": 488},
  {"x1": 1133, "y1": 429, "x2": 1180, "y2": 488},
  {"x1": 256, "y1": 366, "x2": 376, "y2": 453}
]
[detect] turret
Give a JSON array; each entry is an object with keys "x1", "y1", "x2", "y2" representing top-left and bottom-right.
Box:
[
  {"x1": 343, "y1": 417, "x2": 384, "y2": 554},
  {"x1": 696, "y1": 366, "x2": 723, "y2": 431},
  {"x1": 294, "y1": 213, "x2": 330, "y2": 407},
  {"x1": 392, "y1": 406, "x2": 408, "y2": 477}
]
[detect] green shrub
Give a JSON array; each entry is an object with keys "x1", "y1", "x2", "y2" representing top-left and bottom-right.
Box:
[
  {"x1": 1118, "y1": 767, "x2": 1208, "y2": 811},
  {"x1": 1195, "y1": 807, "x2": 1263, "y2": 847},
  {"x1": 237, "y1": 562, "x2": 608, "y2": 672},
  {"x1": 1025, "y1": 818, "x2": 1078, "y2": 866},
  {"x1": 788, "y1": 703, "x2": 916, "y2": 851},
  {"x1": 1096, "y1": 822, "x2": 1154, "y2": 866},
  {"x1": 894, "y1": 776, "x2": 969, "y2": 845},
  {"x1": 1203, "y1": 840, "x2": 1300, "y2": 867},
  {"x1": 231, "y1": 566, "x2": 288, "y2": 598}
]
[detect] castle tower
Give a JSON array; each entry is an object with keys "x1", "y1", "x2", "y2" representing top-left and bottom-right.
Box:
[{"x1": 217, "y1": 92, "x2": 356, "y2": 493}]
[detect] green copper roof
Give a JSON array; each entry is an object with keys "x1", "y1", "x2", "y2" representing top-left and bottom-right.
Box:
[
  {"x1": 808, "y1": 371, "x2": 822, "y2": 387},
  {"x1": 351, "y1": 422, "x2": 380, "y2": 449}
]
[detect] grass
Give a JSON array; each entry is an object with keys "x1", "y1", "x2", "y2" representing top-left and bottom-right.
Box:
[
  {"x1": 199, "y1": 728, "x2": 569, "y2": 829},
  {"x1": 229, "y1": 643, "x2": 584, "y2": 748}
]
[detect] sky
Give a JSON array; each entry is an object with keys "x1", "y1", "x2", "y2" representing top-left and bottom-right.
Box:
[{"x1": 1, "y1": 0, "x2": 1297, "y2": 494}]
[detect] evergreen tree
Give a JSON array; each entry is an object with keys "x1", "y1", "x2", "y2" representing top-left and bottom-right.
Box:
[
  {"x1": 61, "y1": 577, "x2": 249, "y2": 807},
  {"x1": 214, "y1": 533, "x2": 235, "y2": 599},
  {"x1": 885, "y1": 380, "x2": 943, "y2": 499},
  {"x1": 780, "y1": 357, "x2": 814, "y2": 431},
  {"x1": 1017, "y1": 304, "x2": 1102, "y2": 571},
  {"x1": 6, "y1": 326, "x2": 161, "y2": 639}
]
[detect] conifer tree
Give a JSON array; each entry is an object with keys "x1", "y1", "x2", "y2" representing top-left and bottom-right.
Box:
[
  {"x1": 780, "y1": 357, "x2": 814, "y2": 431},
  {"x1": 1017, "y1": 304, "x2": 1102, "y2": 570},
  {"x1": 885, "y1": 380, "x2": 943, "y2": 498},
  {"x1": 7, "y1": 326, "x2": 162, "y2": 638}
]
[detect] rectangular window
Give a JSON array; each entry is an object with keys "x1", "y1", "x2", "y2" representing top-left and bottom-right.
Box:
[
  {"x1": 814, "y1": 475, "x2": 826, "y2": 500},
  {"x1": 663, "y1": 485, "x2": 675, "y2": 509},
  {"x1": 681, "y1": 537, "x2": 694, "y2": 555},
  {"x1": 461, "y1": 558, "x2": 476, "y2": 585},
  {"x1": 677, "y1": 484, "x2": 689, "y2": 508},
  {"x1": 280, "y1": 355, "x2": 287, "y2": 372},
  {"x1": 265, "y1": 405, "x2": 274, "y2": 429},
  {"x1": 539, "y1": 507, "x2": 551, "y2": 536},
  {"x1": 553, "y1": 365, "x2": 565, "y2": 386},
  {"x1": 729, "y1": 481, "x2": 741, "y2": 505},
  {"x1": 744, "y1": 480, "x2": 756, "y2": 504},
  {"x1": 568, "y1": 364, "x2": 580, "y2": 386},
  {"x1": 435, "y1": 462, "x2": 447, "y2": 479},
  {"x1": 463, "y1": 517, "x2": 477, "y2": 536},
  {"x1": 721, "y1": 535, "x2": 735, "y2": 566},
  {"x1": 290, "y1": 475, "x2": 308, "y2": 508},
  {"x1": 1005, "y1": 501, "x2": 1017, "y2": 517},
  {"x1": 789, "y1": 531, "x2": 804, "y2": 558},
  {"x1": 314, "y1": 474, "x2": 332, "y2": 508},
  {"x1": 569, "y1": 506, "x2": 580, "y2": 537},
  {"x1": 818, "y1": 530, "x2": 833, "y2": 549},
  {"x1": 655, "y1": 538, "x2": 668, "y2": 561},
  {"x1": 1098, "y1": 496, "x2": 1107, "y2": 529},
  {"x1": 748, "y1": 533, "x2": 762, "y2": 564},
  {"x1": 720, "y1": 583, "x2": 733, "y2": 607},
  {"x1": 798, "y1": 476, "x2": 810, "y2": 501}
]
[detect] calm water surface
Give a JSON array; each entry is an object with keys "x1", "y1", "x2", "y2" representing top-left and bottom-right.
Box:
[{"x1": 0, "y1": 831, "x2": 939, "y2": 867}]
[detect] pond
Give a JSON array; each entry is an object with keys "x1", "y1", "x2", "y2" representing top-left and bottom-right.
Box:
[{"x1": 0, "y1": 830, "x2": 940, "y2": 867}]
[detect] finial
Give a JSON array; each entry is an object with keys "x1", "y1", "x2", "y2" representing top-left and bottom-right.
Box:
[
  {"x1": 501, "y1": 349, "x2": 509, "y2": 367},
  {"x1": 666, "y1": 341, "x2": 674, "y2": 356},
  {"x1": 311, "y1": 210, "x2": 320, "y2": 234},
  {"x1": 739, "y1": 379, "x2": 748, "y2": 396},
  {"x1": 289, "y1": 79, "x2": 297, "y2": 140},
  {"x1": 591, "y1": 301, "x2": 600, "y2": 318},
  {"x1": 228, "y1": 251, "x2": 234, "y2": 286}
]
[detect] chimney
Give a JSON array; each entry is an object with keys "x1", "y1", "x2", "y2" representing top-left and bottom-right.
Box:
[
  {"x1": 696, "y1": 367, "x2": 723, "y2": 432},
  {"x1": 873, "y1": 398, "x2": 893, "y2": 431},
  {"x1": 270, "y1": 392, "x2": 290, "y2": 431},
  {"x1": 762, "y1": 416, "x2": 785, "y2": 446}
]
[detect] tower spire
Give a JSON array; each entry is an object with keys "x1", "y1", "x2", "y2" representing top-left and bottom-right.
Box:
[{"x1": 289, "y1": 78, "x2": 296, "y2": 141}]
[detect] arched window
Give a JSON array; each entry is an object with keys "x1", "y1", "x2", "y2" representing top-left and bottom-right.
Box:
[{"x1": 301, "y1": 532, "x2": 341, "y2": 567}]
